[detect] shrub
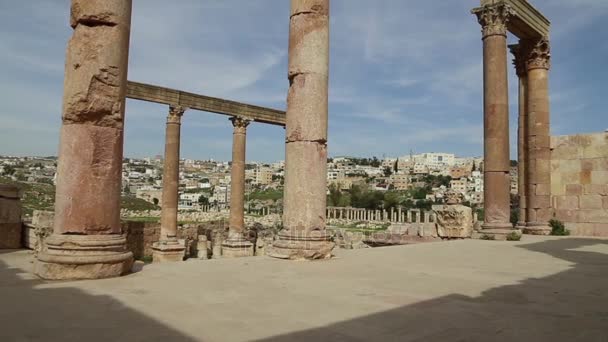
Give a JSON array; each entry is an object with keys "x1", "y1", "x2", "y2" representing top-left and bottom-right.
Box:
[
  {"x1": 480, "y1": 234, "x2": 495, "y2": 240},
  {"x1": 549, "y1": 219, "x2": 570, "y2": 236},
  {"x1": 506, "y1": 231, "x2": 522, "y2": 241}
]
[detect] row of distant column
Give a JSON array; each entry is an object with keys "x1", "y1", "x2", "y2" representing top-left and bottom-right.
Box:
[
  {"x1": 472, "y1": 3, "x2": 552, "y2": 237},
  {"x1": 34, "y1": 0, "x2": 332, "y2": 279},
  {"x1": 327, "y1": 207, "x2": 436, "y2": 224}
]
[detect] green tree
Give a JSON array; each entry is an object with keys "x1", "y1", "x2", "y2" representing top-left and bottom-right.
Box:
[
  {"x1": 383, "y1": 166, "x2": 393, "y2": 177},
  {"x1": 198, "y1": 195, "x2": 209, "y2": 206}
]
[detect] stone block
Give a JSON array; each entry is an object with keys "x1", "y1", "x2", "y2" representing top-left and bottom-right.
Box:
[
  {"x1": 0, "y1": 185, "x2": 22, "y2": 199},
  {"x1": 529, "y1": 195, "x2": 551, "y2": 209},
  {"x1": 580, "y1": 170, "x2": 592, "y2": 185},
  {"x1": 584, "y1": 184, "x2": 608, "y2": 196},
  {"x1": 0, "y1": 197, "x2": 21, "y2": 224},
  {"x1": 535, "y1": 183, "x2": 551, "y2": 196},
  {"x1": 580, "y1": 195, "x2": 603, "y2": 210},
  {"x1": 565, "y1": 184, "x2": 583, "y2": 196},
  {"x1": 554, "y1": 209, "x2": 579, "y2": 223},
  {"x1": 32, "y1": 210, "x2": 54, "y2": 228},
  {"x1": 558, "y1": 159, "x2": 582, "y2": 173},
  {"x1": 604, "y1": 196, "x2": 608, "y2": 209},
  {"x1": 0, "y1": 222, "x2": 22, "y2": 249},
  {"x1": 554, "y1": 196, "x2": 579, "y2": 210},
  {"x1": 432, "y1": 205, "x2": 472, "y2": 238},
  {"x1": 560, "y1": 172, "x2": 580, "y2": 185},
  {"x1": 578, "y1": 210, "x2": 608, "y2": 224},
  {"x1": 551, "y1": 180, "x2": 565, "y2": 196},
  {"x1": 568, "y1": 223, "x2": 608, "y2": 237},
  {"x1": 591, "y1": 171, "x2": 608, "y2": 185}
]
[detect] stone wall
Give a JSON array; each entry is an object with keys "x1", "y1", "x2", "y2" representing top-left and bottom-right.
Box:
[
  {"x1": 551, "y1": 132, "x2": 608, "y2": 236},
  {"x1": 0, "y1": 185, "x2": 23, "y2": 249}
]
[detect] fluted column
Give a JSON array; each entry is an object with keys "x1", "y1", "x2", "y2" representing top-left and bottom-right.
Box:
[
  {"x1": 222, "y1": 117, "x2": 254, "y2": 257},
  {"x1": 472, "y1": 3, "x2": 516, "y2": 236},
  {"x1": 271, "y1": 0, "x2": 334, "y2": 260},
  {"x1": 153, "y1": 105, "x2": 186, "y2": 263},
  {"x1": 35, "y1": 0, "x2": 134, "y2": 280},
  {"x1": 509, "y1": 43, "x2": 529, "y2": 229},
  {"x1": 524, "y1": 38, "x2": 552, "y2": 235}
]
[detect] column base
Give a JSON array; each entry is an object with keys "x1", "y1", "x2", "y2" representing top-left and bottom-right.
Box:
[
  {"x1": 269, "y1": 230, "x2": 335, "y2": 260},
  {"x1": 221, "y1": 236, "x2": 254, "y2": 258},
  {"x1": 523, "y1": 223, "x2": 552, "y2": 235},
  {"x1": 474, "y1": 222, "x2": 519, "y2": 241},
  {"x1": 34, "y1": 234, "x2": 133, "y2": 280},
  {"x1": 152, "y1": 240, "x2": 186, "y2": 263}
]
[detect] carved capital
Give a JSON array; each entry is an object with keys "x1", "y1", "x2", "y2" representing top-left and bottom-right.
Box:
[
  {"x1": 509, "y1": 43, "x2": 527, "y2": 77},
  {"x1": 472, "y1": 4, "x2": 514, "y2": 38},
  {"x1": 167, "y1": 106, "x2": 186, "y2": 124},
  {"x1": 230, "y1": 116, "x2": 251, "y2": 134},
  {"x1": 525, "y1": 38, "x2": 551, "y2": 71}
]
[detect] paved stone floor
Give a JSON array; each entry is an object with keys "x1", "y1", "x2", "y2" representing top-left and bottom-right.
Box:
[{"x1": 1, "y1": 236, "x2": 607, "y2": 342}]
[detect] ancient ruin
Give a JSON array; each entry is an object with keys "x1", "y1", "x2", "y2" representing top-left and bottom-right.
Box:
[
  {"x1": 0, "y1": 0, "x2": 595, "y2": 284},
  {"x1": 472, "y1": 0, "x2": 552, "y2": 238}
]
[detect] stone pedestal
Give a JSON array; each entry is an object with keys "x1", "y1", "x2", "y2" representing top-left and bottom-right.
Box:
[
  {"x1": 152, "y1": 240, "x2": 185, "y2": 263},
  {"x1": 221, "y1": 235, "x2": 254, "y2": 258},
  {"x1": 35, "y1": 235, "x2": 133, "y2": 280},
  {"x1": 35, "y1": 0, "x2": 134, "y2": 279},
  {"x1": 0, "y1": 185, "x2": 23, "y2": 249},
  {"x1": 270, "y1": 0, "x2": 335, "y2": 260},
  {"x1": 197, "y1": 235, "x2": 209, "y2": 260},
  {"x1": 433, "y1": 205, "x2": 474, "y2": 238}
]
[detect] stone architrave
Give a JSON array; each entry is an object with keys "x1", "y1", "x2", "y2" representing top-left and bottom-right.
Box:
[
  {"x1": 152, "y1": 105, "x2": 187, "y2": 262},
  {"x1": 270, "y1": 0, "x2": 335, "y2": 260},
  {"x1": 524, "y1": 37, "x2": 552, "y2": 235},
  {"x1": 35, "y1": 0, "x2": 134, "y2": 280},
  {"x1": 222, "y1": 117, "x2": 254, "y2": 258},
  {"x1": 509, "y1": 43, "x2": 529, "y2": 229},
  {"x1": 0, "y1": 185, "x2": 23, "y2": 249},
  {"x1": 433, "y1": 204, "x2": 474, "y2": 238},
  {"x1": 472, "y1": 3, "x2": 517, "y2": 238}
]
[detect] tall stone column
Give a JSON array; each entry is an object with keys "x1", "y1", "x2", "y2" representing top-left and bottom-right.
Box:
[
  {"x1": 222, "y1": 116, "x2": 254, "y2": 257},
  {"x1": 35, "y1": 0, "x2": 134, "y2": 280},
  {"x1": 472, "y1": 4, "x2": 516, "y2": 237},
  {"x1": 509, "y1": 43, "x2": 529, "y2": 229},
  {"x1": 271, "y1": 0, "x2": 334, "y2": 260},
  {"x1": 152, "y1": 106, "x2": 187, "y2": 262},
  {"x1": 524, "y1": 38, "x2": 552, "y2": 235}
]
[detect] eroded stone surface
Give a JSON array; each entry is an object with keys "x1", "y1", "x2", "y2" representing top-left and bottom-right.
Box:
[{"x1": 433, "y1": 205, "x2": 474, "y2": 239}]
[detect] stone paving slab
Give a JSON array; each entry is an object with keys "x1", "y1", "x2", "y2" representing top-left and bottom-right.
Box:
[{"x1": 1, "y1": 236, "x2": 607, "y2": 341}]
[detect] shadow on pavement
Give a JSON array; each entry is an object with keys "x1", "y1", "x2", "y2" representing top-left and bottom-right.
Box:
[{"x1": 255, "y1": 238, "x2": 608, "y2": 342}]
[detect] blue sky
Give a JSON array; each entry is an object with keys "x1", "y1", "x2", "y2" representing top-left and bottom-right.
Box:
[{"x1": 0, "y1": 1, "x2": 606, "y2": 162}]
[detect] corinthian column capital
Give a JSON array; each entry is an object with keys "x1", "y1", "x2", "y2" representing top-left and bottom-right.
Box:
[
  {"x1": 525, "y1": 38, "x2": 551, "y2": 71},
  {"x1": 509, "y1": 43, "x2": 528, "y2": 77},
  {"x1": 230, "y1": 116, "x2": 251, "y2": 134},
  {"x1": 167, "y1": 105, "x2": 186, "y2": 124},
  {"x1": 472, "y1": 4, "x2": 514, "y2": 38}
]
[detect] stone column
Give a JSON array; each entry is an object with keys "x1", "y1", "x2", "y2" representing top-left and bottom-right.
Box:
[
  {"x1": 472, "y1": 3, "x2": 515, "y2": 237},
  {"x1": 0, "y1": 185, "x2": 23, "y2": 249},
  {"x1": 35, "y1": 0, "x2": 133, "y2": 280},
  {"x1": 271, "y1": 0, "x2": 334, "y2": 259},
  {"x1": 524, "y1": 38, "x2": 552, "y2": 235},
  {"x1": 223, "y1": 117, "x2": 254, "y2": 257},
  {"x1": 398, "y1": 208, "x2": 402, "y2": 223},
  {"x1": 152, "y1": 106, "x2": 187, "y2": 262},
  {"x1": 509, "y1": 43, "x2": 529, "y2": 229}
]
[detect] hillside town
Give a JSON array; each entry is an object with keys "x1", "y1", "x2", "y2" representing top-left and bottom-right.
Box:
[{"x1": 0, "y1": 152, "x2": 518, "y2": 217}]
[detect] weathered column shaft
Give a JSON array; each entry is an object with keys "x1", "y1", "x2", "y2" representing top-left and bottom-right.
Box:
[
  {"x1": 222, "y1": 117, "x2": 254, "y2": 257},
  {"x1": 473, "y1": 4, "x2": 514, "y2": 232},
  {"x1": 228, "y1": 117, "x2": 250, "y2": 235},
  {"x1": 35, "y1": 0, "x2": 134, "y2": 280},
  {"x1": 160, "y1": 106, "x2": 185, "y2": 241},
  {"x1": 271, "y1": 0, "x2": 334, "y2": 260},
  {"x1": 524, "y1": 38, "x2": 552, "y2": 234},
  {"x1": 509, "y1": 43, "x2": 528, "y2": 229}
]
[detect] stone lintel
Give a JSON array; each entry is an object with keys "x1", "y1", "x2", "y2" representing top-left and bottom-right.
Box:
[
  {"x1": 126, "y1": 81, "x2": 285, "y2": 126},
  {"x1": 479, "y1": 0, "x2": 550, "y2": 39}
]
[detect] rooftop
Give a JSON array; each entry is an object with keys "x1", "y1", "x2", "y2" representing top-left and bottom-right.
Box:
[{"x1": 1, "y1": 236, "x2": 607, "y2": 341}]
